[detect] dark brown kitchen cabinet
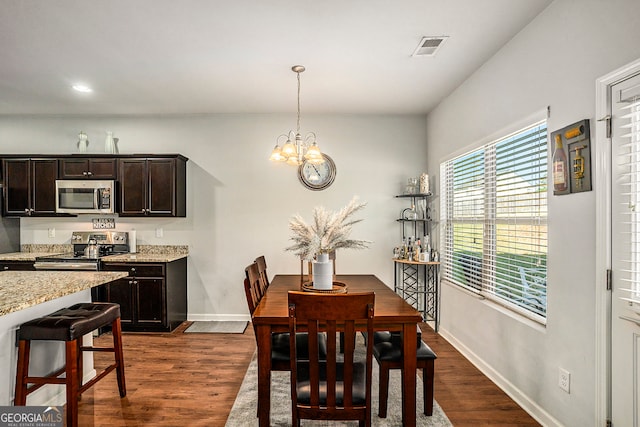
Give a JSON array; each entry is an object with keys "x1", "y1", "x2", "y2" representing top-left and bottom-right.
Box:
[
  {"x1": 98, "y1": 258, "x2": 187, "y2": 332},
  {"x1": 59, "y1": 157, "x2": 117, "y2": 179},
  {"x1": 2, "y1": 158, "x2": 59, "y2": 216},
  {"x1": 118, "y1": 156, "x2": 186, "y2": 217},
  {"x1": 0, "y1": 261, "x2": 35, "y2": 271}
]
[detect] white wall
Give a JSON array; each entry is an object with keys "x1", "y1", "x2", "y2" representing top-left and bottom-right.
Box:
[
  {"x1": 0, "y1": 113, "x2": 428, "y2": 320},
  {"x1": 425, "y1": 0, "x2": 640, "y2": 425}
]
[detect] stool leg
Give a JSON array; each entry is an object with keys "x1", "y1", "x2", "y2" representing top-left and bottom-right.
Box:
[
  {"x1": 65, "y1": 340, "x2": 79, "y2": 427},
  {"x1": 378, "y1": 362, "x2": 389, "y2": 418},
  {"x1": 424, "y1": 361, "x2": 434, "y2": 416},
  {"x1": 77, "y1": 339, "x2": 83, "y2": 401},
  {"x1": 112, "y1": 317, "x2": 127, "y2": 397},
  {"x1": 14, "y1": 340, "x2": 30, "y2": 405}
]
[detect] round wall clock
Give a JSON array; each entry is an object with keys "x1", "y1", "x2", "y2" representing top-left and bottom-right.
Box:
[{"x1": 298, "y1": 154, "x2": 337, "y2": 191}]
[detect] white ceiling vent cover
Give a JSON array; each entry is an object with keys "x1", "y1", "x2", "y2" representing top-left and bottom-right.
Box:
[{"x1": 412, "y1": 36, "x2": 449, "y2": 57}]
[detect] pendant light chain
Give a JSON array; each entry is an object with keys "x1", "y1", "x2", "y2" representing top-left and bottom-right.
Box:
[{"x1": 296, "y1": 71, "x2": 301, "y2": 135}]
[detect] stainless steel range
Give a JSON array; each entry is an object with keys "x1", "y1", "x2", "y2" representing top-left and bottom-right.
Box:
[{"x1": 34, "y1": 231, "x2": 130, "y2": 271}]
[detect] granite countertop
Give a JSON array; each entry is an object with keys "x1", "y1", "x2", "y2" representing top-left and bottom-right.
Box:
[
  {"x1": 0, "y1": 245, "x2": 189, "y2": 263},
  {"x1": 102, "y1": 253, "x2": 187, "y2": 263},
  {"x1": 0, "y1": 271, "x2": 129, "y2": 316},
  {"x1": 0, "y1": 252, "x2": 60, "y2": 261}
]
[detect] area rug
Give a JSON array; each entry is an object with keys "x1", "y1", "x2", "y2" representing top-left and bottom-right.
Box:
[
  {"x1": 225, "y1": 336, "x2": 452, "y2": 426},
  {"x1": 184, "y1": 321, "x2": 248, "y2": 334}
]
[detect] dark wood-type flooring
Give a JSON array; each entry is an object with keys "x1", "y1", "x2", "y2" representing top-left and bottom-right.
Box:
[{"x1": 76, "y1": 322, "x2": 540, "y2": 426}]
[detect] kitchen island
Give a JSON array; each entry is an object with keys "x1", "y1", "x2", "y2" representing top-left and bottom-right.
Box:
[{"x1": 0, "y1": 270, "x2": 129, "y2": 407}]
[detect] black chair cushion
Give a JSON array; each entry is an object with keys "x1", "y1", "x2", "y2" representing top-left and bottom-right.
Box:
[
  {"x1": 295, "y1": 361, "x2": 367, "y2": 406},
  {"x1": 271, "y1": 332, "x2": 328, "y2": 362},
  {"x1": 368, "y1": 325, "x2": 423, "y2": 347},
  {"x1": 18, "y1": 303, "x2": 120, "y2": 342},
  {"x1": 373, "y1": 339, "x2": 437, "y2": 363}
]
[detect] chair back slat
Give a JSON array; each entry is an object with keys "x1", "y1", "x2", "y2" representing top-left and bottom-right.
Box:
[
  {"x1": 254, "y1": 255, "x2": 270, "y2": 296},
  {"x1": 244, "y1": 263, "x2": 262, "y2": 316},
  {"x1": 287, "y1": 291, "x2": 375, "y2": 426}
]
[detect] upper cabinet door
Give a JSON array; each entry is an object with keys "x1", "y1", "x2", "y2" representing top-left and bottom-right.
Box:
[
  {"x1": 3, "y1": 159, "x2": 31, "y2": 215},
  {"x1": 148, "y1": 159, "x2": 175, "y2": 215},
  {"x1": 31, "y1": 159, "x2": 58, "y2": 214},
  {"x1": 117, "y1": 157, "x2": 186, "y2": 217},
  {"x1": 59, "y1": 158, "x2": 116, "y2": 179},
  {"x1": 3, "y1": 158, "x2": 58, "y2": 216},
  {"x1": 118, "y1": 159, "x2": 148, "y2": 216}
]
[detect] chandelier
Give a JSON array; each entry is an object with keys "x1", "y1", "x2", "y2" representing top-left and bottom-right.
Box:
[{"x1": 269, "y1": 65, "x2": 324, "y2": 166}]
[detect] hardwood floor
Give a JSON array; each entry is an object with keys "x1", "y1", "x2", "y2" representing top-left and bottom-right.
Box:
[{"x1": 78, "y1": 322, "x2": 539, "y2": 426}]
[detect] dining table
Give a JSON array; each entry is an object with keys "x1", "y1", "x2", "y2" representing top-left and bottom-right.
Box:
[{"x1": 252, "y1": 274, "x2": 423, "y2": 427}]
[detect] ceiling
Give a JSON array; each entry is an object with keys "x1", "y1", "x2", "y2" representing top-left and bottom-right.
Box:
[{"x1": 0, "y1": 0, "x2": 552, "y2": 116}]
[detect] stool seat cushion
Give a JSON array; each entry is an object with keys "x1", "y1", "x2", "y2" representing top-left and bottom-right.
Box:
[
  {"x1": 373, "y1": 339, "x2": 437, "y2": 362},
  {"x1": 18, "y1": 303, "x2": 120, "y2": 342}
]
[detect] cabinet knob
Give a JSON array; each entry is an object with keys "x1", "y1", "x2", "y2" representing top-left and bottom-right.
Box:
[
  {"x1": 129, "y1": 280, "x2": 134, "y2": 284},
  {"x1": 3, "y1": 266, "x2": 8, "y2": 270},
  {"x1": 83, "y1": 171, "x2": 88, "y2": 176},
  {"x1": 87, "y1": 171, "x2": 93, "y2": 176}
]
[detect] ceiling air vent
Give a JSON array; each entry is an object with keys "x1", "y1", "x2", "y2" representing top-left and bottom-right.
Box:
[{"x1": 412, "y1": 36, "x2": 449, "y2": 57}]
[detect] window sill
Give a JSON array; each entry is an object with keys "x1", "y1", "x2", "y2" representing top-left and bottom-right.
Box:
[{"x1": 443, "y1": 279, "x2": 547, "y2": 331}]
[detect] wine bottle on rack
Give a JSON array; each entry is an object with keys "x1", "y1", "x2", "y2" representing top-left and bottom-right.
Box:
[{"x1": 552, "y1": 134, "x2": 568, "y2": 192}]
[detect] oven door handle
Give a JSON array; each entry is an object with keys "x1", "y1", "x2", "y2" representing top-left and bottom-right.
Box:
[{"x1": 34, "y1": 262, "x2": 99, "y2": 271}]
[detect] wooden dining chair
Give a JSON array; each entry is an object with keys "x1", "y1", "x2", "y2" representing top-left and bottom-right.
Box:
[
  {"x1": 373, "y1": 328, "x2": 437, "y2": 417},
  {"x1": 254, "y1": 255, "x2": 270, "y2": 297},
  {"x1": 243, "y1": 262, "x2": 327, "y2": 372},
  {"x1": 287, "y1": 291, "x2": 375, "y2": 427}
]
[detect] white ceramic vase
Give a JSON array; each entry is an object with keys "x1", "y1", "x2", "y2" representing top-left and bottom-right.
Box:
[
  {"x1": 312, "y1": 253, "x2": 333, "y2": 290},
  {"x1": 77, "y1": 131, "x2": 88, "y2": 152},
  {"x1": 105, "y1": 131, "x2": 118, "y2": 154}
]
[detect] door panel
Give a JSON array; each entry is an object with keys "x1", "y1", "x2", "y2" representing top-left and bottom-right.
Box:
[
  {"x1": 106, "y1": 279, "x2": 134, "y2": 325},
  {"x1": 611, "y1": 72, "x2": 640, "y2": 427},
  {"x1": 31, "y1": 159, "x2": 57, "y2": 214},
  {"x1": 3, "y1": 159, "x2": 30, "y2": 215},
  {"x1": 135, "y1": 278, "x2": 165, "y2": 325},
  {"x1": 148, "y1": 159, "x2": 175, "y2": 215},
  {"x1": 118, "y1": 159, "x2": 147, "y2": 215}
]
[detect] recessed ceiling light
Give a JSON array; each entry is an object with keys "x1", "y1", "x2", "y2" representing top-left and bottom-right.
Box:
[{"x1": 72, "y1": 84, "x2": 93, "y2": 93}]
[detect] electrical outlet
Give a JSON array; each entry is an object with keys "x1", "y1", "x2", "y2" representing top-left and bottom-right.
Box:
[
  {"x1": 559, "y1": 368, "x2": 570, "y2": 393},
  {"x1": 155, "y1": 227, "x2": 164, "y2": 238},
  {"x1": 48, "y1": 228, "x2": 55, "y2": 238}
]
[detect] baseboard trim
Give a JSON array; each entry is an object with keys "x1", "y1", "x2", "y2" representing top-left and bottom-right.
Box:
[{"x1": 439, "y1": 327, "x2": 562, "y2": 427}]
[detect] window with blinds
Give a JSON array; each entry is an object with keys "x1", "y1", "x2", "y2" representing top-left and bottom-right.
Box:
[
  {"x1": 440, "y1": 121, "x2": 548, "y2": 319},
  {"x1": 619, "y1": 95, "x2": 640, "y2": 304}
]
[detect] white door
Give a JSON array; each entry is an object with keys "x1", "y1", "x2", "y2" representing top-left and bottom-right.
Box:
[{"x1": 611, "y1": 72, "x2": 640, "y2": 427}]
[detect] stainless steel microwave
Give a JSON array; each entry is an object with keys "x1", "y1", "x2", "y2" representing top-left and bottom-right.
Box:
[{"x1": 55, "y1": 180, "x2": 115, "y2": 214}]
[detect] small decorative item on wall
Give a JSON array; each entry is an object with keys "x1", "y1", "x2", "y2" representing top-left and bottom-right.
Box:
[
  {"x1": 550, "y1": 119, "x2": 592, "y2": 195},
  {"x1": 92, "y1": 218, "x2": 115, "y2": 229}
]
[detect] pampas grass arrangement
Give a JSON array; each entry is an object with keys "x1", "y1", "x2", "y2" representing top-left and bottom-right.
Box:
[{"x1": 286, "y1": 197, "x2": 371, "y2": 260}]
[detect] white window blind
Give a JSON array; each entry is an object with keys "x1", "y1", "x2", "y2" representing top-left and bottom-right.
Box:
[
  {"x1": 618, "y1": 95, "x2": 640, "y2": 306},
  {"x1": 441, "y1": 121, "x2": 548, "y2": 319}
]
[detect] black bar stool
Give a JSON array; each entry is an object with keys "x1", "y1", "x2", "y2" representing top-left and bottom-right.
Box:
[{"x1": 14, "y1": 302, "x2": 126, "y2": 427}]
